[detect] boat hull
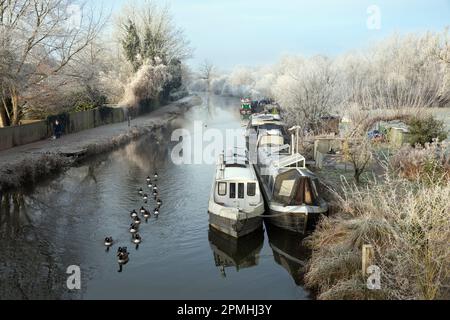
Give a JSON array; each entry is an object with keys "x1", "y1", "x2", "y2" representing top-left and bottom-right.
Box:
[
  {"x1": 209, "y1": 212, "x2": 263, "y2": 238},
  {"x1": 264, "y1": 202, "x2": 327, "y2": 234}
]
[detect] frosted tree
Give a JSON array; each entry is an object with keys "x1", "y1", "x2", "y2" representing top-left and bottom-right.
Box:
[{"x1": 0, "y1": 0, "x2": 107, "y2": 127}]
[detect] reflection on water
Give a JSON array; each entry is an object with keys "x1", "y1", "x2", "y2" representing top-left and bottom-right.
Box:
[
  {"x1": 209, "y1": 227, "x2": 264, "y2": 277},
  {"x1": 265, "y1": 223, "x2": 310, "y2": 287},
  {"x1": 0, "y1": 94, "x2": 313, "y2": 300}
]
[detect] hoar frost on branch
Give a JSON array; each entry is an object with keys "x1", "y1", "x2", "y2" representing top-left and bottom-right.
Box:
[
  {"x1": 120, "y1": 58, "x2": 171, "y2": 108},
  {"x1": 191, "y1": 30, "x2": 450, "y2": 129}
]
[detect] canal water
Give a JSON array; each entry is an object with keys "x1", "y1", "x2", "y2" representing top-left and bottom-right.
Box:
[{"x1": 0, "y1": 95, "x2": 312, "y2": 300}]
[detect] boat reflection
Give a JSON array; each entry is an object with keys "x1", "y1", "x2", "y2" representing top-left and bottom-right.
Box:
[
  {"x1": 265, "y1": 223, "x2": 310, "y2": 286},
  {"x1": 208, "y1": 227, "x2": 264, "y2": 277}
]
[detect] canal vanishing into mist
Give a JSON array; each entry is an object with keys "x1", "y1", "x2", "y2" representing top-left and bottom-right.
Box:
[{"x1": 0, "y1": 95, "x2": 312, "y2": 300}]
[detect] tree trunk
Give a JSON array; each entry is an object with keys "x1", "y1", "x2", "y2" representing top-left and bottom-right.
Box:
[
  {"x1": 11, "y1": 88, "x2": 20, "y2": 125},
  {"x1": 0, "y1": 105, "x2": 7, "y2": 127},
  {"x1": 354, "y1": 168, "x2": 361, "y2": 184}
]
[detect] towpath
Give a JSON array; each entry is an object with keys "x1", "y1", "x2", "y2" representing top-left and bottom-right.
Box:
[{"x1": 0, "y1": 95, "x2": 202, "y2": 190}]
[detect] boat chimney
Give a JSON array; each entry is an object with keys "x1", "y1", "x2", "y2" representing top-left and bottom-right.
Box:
[{"x1": 291, "y1": 134, "x2": 295, "y2": 155}]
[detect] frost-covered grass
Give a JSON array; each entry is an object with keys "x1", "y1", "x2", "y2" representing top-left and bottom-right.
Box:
[{"x1": 305, "y1": 147, "x2": 450, "y2": 300}]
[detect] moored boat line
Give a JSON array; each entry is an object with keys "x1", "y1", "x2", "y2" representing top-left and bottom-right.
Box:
[{"x1": 208, "y1": 99, "x2": 329, "y2": 238}]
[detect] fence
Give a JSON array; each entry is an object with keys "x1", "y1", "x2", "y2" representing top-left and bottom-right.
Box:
[{"x1": 0, "y1": 106, "x2": 126, "y2": 151}]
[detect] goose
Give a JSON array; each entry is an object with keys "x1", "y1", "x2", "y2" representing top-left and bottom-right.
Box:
[
  {"x1": 157, "y1": 199, "x2": 163, "y2": 206},
  {"x1": 140, "y1": 207, "x2": 146, "y2": 215},
  {"x1": 143, "y1": 210, "x2": 151, "y2": 220},
  {"x1": 138, "y1": 188, "x2": 144, "y2": 196},
  {"x1": 154, "y1": 208, "x2": 160, "y2": 217},
  {"x1": 117, "y1": 248, "x2": 129, "y2": 265},
  {"x1": 154, "y1": 172, "x2": 158, "y2": 180},
  {"x1": 153, "y1": 186, "x2": 158, "y2": 192},
  {"x1": 129, "y1": 223, "x2": 139, "y2": 234},
  {"x1": 133, "y1": 216, "x2": 141, "y2": 225},
  {"x1": 132, "y1": 233, "x2": 142, "y2": 245},
  {"x1": 143, "y1": 194, "x2": 149, "y2": 203},
  {"x1": 130, "y1": 210, "x2": 138, "y2": 218},
  {"x1": 146, "y1": 176, "x2": 151, "y2": 184},
  {"x1": 148, "y1": 183, "x2": 153, "y2": 188},
  {"x1": 104, "y1": 237, "x2": 113, "y2": 247}
]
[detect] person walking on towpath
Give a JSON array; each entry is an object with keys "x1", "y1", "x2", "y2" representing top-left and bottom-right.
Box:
[{"x1": 53, "y1": 120, "x2": 63, "y2": 139}]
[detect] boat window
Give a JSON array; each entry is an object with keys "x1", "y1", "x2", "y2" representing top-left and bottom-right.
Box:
[
  {"x1": 238, "y1": 183, "x2": 245, "y2": 199},
  {"x1": 247, "y1": 183, "x2": 256, "y2": 196},
  {"x1": 230, "y1": 183, "x2": 236, "y2": 199},
  {"x1": 279, "y1": 180, "x2": 295, "y2": 197},
  {"x1": 218, "y1": 182, "x2": 227, "y2": 196}
]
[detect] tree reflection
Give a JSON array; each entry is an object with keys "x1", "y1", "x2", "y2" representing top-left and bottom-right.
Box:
[{"x1": 0, "y1": 191, "x2": 74, "y2": 299}]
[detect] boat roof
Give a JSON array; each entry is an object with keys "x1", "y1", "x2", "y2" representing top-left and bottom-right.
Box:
[
  {"x1": 220, "y1": 166, "x2": 257, "y2": 181},
  {"x1": 216, "y1": 149, "x2": 257, "y2": 181},
  {"x1": 250, "y1": 114, "x2": 284, "y2": 126}
]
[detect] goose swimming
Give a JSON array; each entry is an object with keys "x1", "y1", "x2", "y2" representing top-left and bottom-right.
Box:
[
  {"x1": 117, "y1": 247, "x2": 129, "y2": 265},
  {"x1": 132, "y1": 233, "x2": 142, "y2": 245},
  {"x1": 143, "y1": 210, "x2": 151, "y2": 221},
  {"x1": 104, "y1": 237, "x2": 113, "y2": 248},
  {"x1": 133, "y1": 216, "x2": 141, "y2": 225},
  {"x1": 130, "y1": 223, "x2": 139, "y2": 234},
  {"x1": 130, "y1": 210, "x2": 138, "y2": 218}
]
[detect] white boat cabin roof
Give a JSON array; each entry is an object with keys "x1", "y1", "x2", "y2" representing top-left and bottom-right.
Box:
[
  {"x1": 250, "y1": 114, "x2": 284, "y2": 127},
  {"x1": 216, "y1": 150, "x2": 257, "y2": 181},
  {"x1": 220, "y1": 167, "x2": 256, "y2": 181}
]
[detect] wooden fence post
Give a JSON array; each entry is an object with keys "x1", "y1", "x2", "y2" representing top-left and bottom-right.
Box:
[{"x1": 362, "y1": 244, "x2": 375, "y2": 277}]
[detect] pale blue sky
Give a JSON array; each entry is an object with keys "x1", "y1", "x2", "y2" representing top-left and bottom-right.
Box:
[{"x1": 106, "y1": 0, "x2": 450, "y2": 70}]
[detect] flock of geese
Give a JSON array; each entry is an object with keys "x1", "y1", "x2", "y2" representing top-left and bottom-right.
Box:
[{"x1": 103, "y1": 172, "x2": 163, "y2": 272}]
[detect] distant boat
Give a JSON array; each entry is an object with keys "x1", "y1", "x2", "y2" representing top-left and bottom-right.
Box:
[
  {"x1": 245, "y1": 113, "x2": 288, "y2": 151},
  {"x1": 240, "y1": 98, "x2": 253, "y2": 116},
  {"x1": 208, "y1": 149, "x2": 265, "y2": 238}
]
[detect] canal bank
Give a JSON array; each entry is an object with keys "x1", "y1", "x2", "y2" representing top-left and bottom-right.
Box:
[{"x1": 0, "y1": 95, "x2": 202, "y2": 192}]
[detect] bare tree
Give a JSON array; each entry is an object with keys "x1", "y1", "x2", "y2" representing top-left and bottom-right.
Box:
[
  {"x1": 199, "y1": 60, "x2": 215, "y2": 94},
  {"x1": 343, "y1": 136, "x2": 373, "y2": 184},
  {"x1": 0, "y1": 0, "x2": 107, "y2": 126}
]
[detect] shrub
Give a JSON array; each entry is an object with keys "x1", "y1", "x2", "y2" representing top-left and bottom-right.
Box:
[
  {"x1": 407, "y1": 116, "x2": 448, "y2": 147},
  {"x1": 389, "y1": 141, "x2": 450, "y2": 184},
  {"x1": 305, "y1": 175, "x2": 450, "y2": 300}
]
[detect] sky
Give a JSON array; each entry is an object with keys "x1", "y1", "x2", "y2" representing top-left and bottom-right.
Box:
[{"x1": 106, "y1": 0, "x2": 450, "y2": 70}]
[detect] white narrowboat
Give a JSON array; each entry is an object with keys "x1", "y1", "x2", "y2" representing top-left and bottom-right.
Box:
[{"x1": 208, "y1": 150, "x2": 265, "y2": 238}]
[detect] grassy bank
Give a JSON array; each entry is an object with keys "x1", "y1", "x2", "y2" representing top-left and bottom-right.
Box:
[{"x1": 305, "y1": 142, "x2": 450, "y2": 300}]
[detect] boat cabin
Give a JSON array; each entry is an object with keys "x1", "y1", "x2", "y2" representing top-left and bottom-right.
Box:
[
  {"x1": 214, "y1": 151, "x2": 262, "y2": 212},
  {"x1": 271, "y1": 169, "x2": 321, "y2": 206}
]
